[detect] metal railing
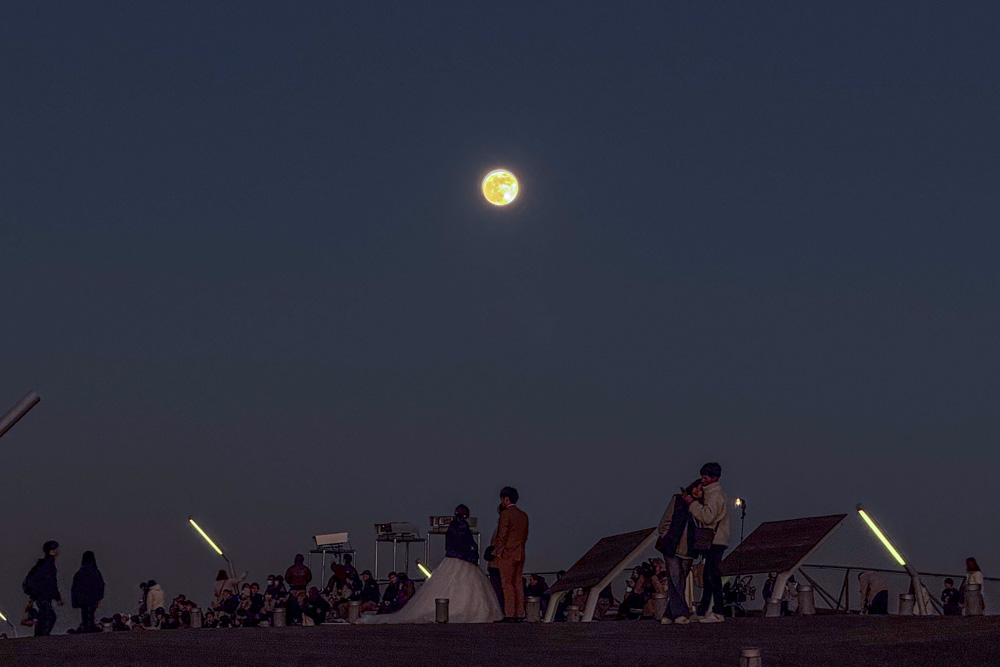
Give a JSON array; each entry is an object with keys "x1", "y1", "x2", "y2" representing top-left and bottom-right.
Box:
[{"x1": 797, "y1": 563, "x2": 998, "y2": 614}]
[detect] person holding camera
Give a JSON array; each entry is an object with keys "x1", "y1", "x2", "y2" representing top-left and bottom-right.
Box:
[
  {"x1": 681, "y1": 462, "x2": 730, "y2": 623},
  {"x1": 619, "y1": 565, "x2": 653, "y2": 619}
]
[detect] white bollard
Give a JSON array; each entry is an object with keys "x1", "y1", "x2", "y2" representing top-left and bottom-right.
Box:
[
  {"x1": 965, "y1": 584, "x2": 984, "y2": 616},
  {"x1": 566, "y1": 605, "x2": 581, "y2": 623},
  {"x1": 435, "y1": 598, "x2": 449, "y2": 623},
  {"x1": 764, "y1": 598, "x2": 782, "y2": 618},
  {"x1": 740, "y1": 647, "x2": 763, "y2": 667},
  {"x1": 525, "y1": 597, "x2": 541, "y2": 623},
  {"x1": 348, "y1": 601, "x2": 362, "y2": 623},
  {"x1": 797, "y1": 585, "x2": 815, "y2": 616},
  {"x1": 272, "y1": 607, "x2": 286, "y2": 627},
  {"x1": 189, "y1": 608, "x2": 202, "y2": 629},
  {"x1": 898, "y1": 594, "x2": 915, "y2": 616}
]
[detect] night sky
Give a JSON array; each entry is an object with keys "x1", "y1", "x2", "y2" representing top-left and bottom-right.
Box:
[{"x1": 2, "y1": 2, "x2": 998, "y2": 622}]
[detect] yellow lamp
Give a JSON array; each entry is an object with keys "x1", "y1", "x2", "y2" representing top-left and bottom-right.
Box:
[
  {"x1": 189, "y1": 517, "x2": 224, "y2": 556},
  {"x1": 856, "y1": 505, "x2": 906, "y2": 566},
  {"x1": 188, "y1": 516, "x2": 235, "y2": 578}
]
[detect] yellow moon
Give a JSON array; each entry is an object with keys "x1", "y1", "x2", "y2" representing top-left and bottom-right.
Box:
[{"x1": 482, "y1": 169, "x2": 519, "y2": 206}]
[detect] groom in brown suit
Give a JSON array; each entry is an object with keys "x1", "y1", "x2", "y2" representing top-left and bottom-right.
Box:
[{"x1": 493, "y1": 486, "x2": 529, "y2": 620}]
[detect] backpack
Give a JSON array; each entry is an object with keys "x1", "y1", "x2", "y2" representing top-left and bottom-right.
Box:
[{"x1": 23, "y1": 562, "x2": 42, "y2": 598}]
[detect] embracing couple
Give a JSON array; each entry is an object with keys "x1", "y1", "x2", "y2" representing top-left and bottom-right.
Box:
[{"x1": 656, "y1": 462, "x2": 730, "y2": 625}]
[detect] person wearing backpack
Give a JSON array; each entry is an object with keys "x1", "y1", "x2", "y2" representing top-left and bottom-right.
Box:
[{"x1": 23, "y1": 540, "x2": 63, "y2": 636}]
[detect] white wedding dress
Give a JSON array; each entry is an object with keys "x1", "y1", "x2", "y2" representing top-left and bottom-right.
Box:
[{"x1": 361, "y1": 557, "x2": 502, "y2": 624}]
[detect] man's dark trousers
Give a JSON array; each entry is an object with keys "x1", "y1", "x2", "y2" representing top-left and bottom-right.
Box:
[
  {"x1": 697, "y1": 545, "x2": 727, "y2": 616},
  {"x1": 34, "y1": 600, "x2": 56, "y2": 636}
]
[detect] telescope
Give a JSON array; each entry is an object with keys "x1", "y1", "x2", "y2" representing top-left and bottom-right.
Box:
[{"x1": 313, "y1": 533, "x2": 349, "y2": 549}]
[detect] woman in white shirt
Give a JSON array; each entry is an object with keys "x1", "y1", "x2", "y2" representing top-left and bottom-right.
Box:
[{"x1": 963, "y1": 557, "x2": 985, "y2": 615}]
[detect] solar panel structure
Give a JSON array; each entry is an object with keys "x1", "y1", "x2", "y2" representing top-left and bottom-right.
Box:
[{"x1": 720, "y1": 514, "x2": 847, "y2": 577}]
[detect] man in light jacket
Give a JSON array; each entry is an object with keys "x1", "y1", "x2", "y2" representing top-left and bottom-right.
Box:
[
  {"x1": 858, "y1": 570, "x2": 888, "y2": 614},
  {"x1": 682, "y1": 462, "x2": 730, "y2": 623},
  {"x1": 145, "y1": 580, "x2": 165, "y2": 616}
]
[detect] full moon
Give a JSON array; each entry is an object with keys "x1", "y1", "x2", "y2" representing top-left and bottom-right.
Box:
[{"x1": 482, "y1": 169, "x2": 519, "y2": 206}]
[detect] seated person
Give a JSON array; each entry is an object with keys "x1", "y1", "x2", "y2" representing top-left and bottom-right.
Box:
[
  {"x1": 525, "y1": 574, "x2": 548, "y2": 613},
  {"x1": 594, "y1": 586, "x2": 615, "y2": 620},
  {"x1": 342, "y1": 555, "x2": 360, "y2": 583},
  {"x1": 203, "y1": 610, "x2": 220, "y2": 628},
  {"x1": 643, "y1": 560, "x2": 667, "y2": 618},
  {"x1": 159, "y1": 610, "x2": 180, "y2": 630},
  {"x1": 266, "y1": 575, "x2": 286, "y2": 598},
  {"x1": 378, "y1": 573, "x2": 400, "y2": 614},
  {"x1": 346, "y1": 573, "x2": 363, "y2": 596},
  {"x1": 331, "y1": 580, "x2": 355, "y2": 619},
  {"x1": 782, "y1": 575, "x2": 799, "y2": 616},
  {"x1": 396, "y1": 573, "x2": 415, "y2": 609},
  {"x1": 169, "y1": 595, "x2": 187, "y2": 617},
  {"x1": 302, "y1": 587, "x2": 331, "y2": 625},
  {"x1": 239, "y1": 583, "x2": 266, "y2": 627},
  {"x1": 619, "y1": 567, "x2": 652, "y2": 620},
  {"x1": 762, "y1": 572, "x2": 778, "y2": 601},
  {"x1": 359, "y1": 570, "x2": 380, "y2": 612},
  {"x1": 221, "y1": 590, "x2": 241, "y2": 617}
]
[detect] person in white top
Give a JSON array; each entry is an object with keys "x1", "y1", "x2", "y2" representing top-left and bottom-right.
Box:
[
  {"x1": 681, "y1": 461, "x2": 730, "y2": 624},
  {"x1": 858, "y1": 570, "x2": 888, "y2": 614},
  {"x1": 963, "y1": 557, "x2": 985, "y2": 615}
]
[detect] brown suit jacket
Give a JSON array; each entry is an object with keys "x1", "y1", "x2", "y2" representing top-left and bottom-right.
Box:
[{"x1": 495, "y1": 505, "x2": 529, "y2": 563}]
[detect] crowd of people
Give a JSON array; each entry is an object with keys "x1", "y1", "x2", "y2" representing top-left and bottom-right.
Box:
[
  {"x1": 13, "y1": 469, "x2": 990, "y2": 637},
  {"x1": 19, "y1": 547, "x2": 426, "y2": 635}
]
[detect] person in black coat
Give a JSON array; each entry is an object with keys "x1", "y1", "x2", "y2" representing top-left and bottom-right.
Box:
[
  {"x1": 359, "y1": 570, "x2": 380, "y2": 608},
  {"x1": 23, "y1": 540, "x2": 63, "y2": 636},
  {"x1": 445, "y1": 505, "x2": 479, "y2": 565},
  {"x1": 302, "y1": 587, "x2": 331, "y2": 624},
  {"x1": 378, "y1": 572, "x2": 400, "y2": 613},
  {"x1": 71, "y1": 551, "x2": 105, "y2": 632}
]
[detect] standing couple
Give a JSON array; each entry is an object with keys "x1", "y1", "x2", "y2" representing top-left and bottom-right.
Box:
[
  {"x1": 363, "y1": 486, "x2": 528, "y2": 624},
  {"x1": 656, "y1": 462, "x2": 730, "y2": 625}
]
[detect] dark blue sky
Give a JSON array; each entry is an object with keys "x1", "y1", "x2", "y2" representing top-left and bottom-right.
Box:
[{"x1": 2, "y1": 2, "x2": 998, "y2": 619}]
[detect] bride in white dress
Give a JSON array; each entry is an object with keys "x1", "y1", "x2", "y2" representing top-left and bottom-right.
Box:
[{"x1": 361, "y1": 505, "x2": 502, "y2": 624}]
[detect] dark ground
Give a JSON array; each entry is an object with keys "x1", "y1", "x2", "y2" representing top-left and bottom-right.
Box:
[{"x1": 2, "y1": 616, "x2": 1000, "y2": 666}]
